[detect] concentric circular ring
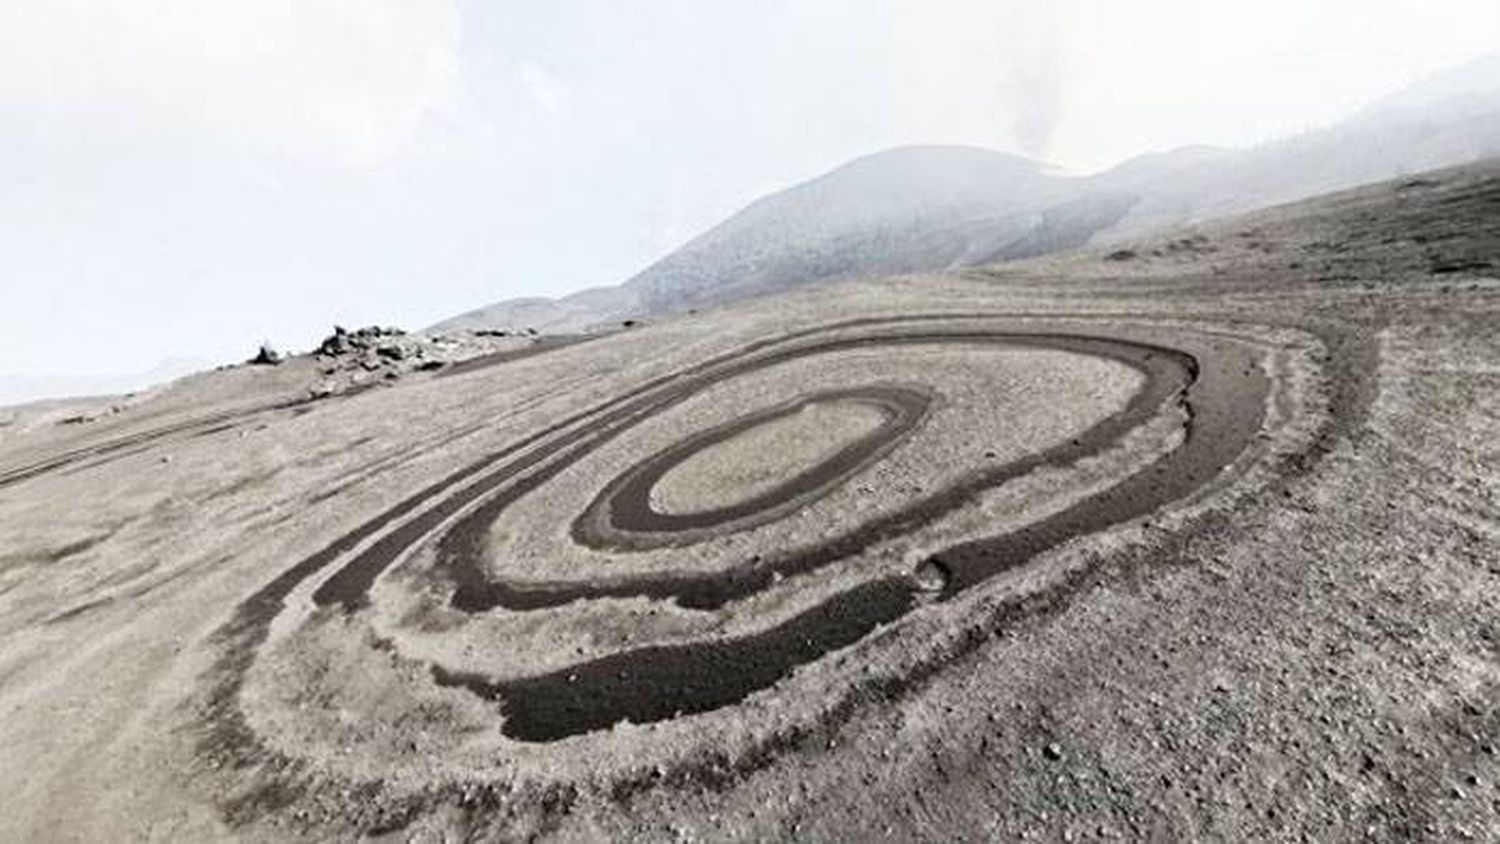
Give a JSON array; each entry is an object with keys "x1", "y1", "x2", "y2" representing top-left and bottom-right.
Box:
[{"x1": 196, "y1": 312, "x2": 1320, "y2": 833}]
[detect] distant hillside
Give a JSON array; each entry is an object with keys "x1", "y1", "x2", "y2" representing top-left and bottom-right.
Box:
[
  {"x1": 615, "y1": 146, "x2": 1135, "y2": 315},
  {"x1": 431, "y1": 146, "x2": 1133, "y2": 333},
  {"x1": 432, "y1": 286, "x2": 641, "y2": 335},
  {"x1": 431, "y1": 52, "x2": 1500, "y2": 334},
  {"x1": 0, "y1": 357, "x2": 211, "y2": 409}
]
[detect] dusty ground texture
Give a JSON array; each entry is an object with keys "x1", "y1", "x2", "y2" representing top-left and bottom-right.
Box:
[{"x1": 0, "y1": 161, "x2": 1498, "y2": 841}]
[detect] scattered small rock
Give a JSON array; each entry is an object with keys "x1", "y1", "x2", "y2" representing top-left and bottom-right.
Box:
[{"x1": 913, "y1": 558, "x2": 952, "y2": 592}]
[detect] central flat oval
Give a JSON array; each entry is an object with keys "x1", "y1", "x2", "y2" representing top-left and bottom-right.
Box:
[
  {"x1": 573, "y1": 385, "x2": 933, "y2": 550},
  {"x1": 651, "y1": 398, "x2": 893, "y2": 515}
]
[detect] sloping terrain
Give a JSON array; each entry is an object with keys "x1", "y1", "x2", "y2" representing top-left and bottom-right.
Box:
[
  {"x1": 0, "y1": 161, "x2": 1497, "y2": 840},
  {"x1": 436, "y1": 53, "x2": 1500, "y2": 336}
]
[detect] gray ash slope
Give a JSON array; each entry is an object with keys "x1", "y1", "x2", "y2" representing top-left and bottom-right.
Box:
[
  {"x1": 0, "y1": 157, "x2": 1497, "y2": 841},
  {"x1": 614, "y1": 146, "x2": 1131, "y2": 315},
  {"x1": 436, "y1": 52, "x2": 1500, "y2": 335}
]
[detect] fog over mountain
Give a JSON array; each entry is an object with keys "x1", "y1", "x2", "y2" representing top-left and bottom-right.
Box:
[
  {"x1": 1098, "y1": 52, "x2": 1500, "y2": 240},
  {"x1": 434, "y1": 53, "x2": 1500, "y2": 335}
]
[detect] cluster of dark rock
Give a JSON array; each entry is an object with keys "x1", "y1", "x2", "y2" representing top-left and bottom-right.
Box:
[
  {"x1": 310, "y1": 325, "x2": 431, "y2": 380},
  {"x1": 317, "y1": 326, "x2": 408, "y2": 358},
  {"x1": 246, "y1": 326, "x2": 418, "y2": 372},
  {"x1": 241, "y1": 324, "x2": 527, "y2": 400}
]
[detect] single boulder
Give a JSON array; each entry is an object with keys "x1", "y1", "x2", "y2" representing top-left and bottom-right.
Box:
[{"x1": 249, "y1": 343, "x2": 283, "y2": 366}]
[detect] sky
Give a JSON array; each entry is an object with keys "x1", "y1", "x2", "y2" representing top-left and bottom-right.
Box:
[{"x1": 2, "y1": 0, "x2": 1499, "y2": 400}]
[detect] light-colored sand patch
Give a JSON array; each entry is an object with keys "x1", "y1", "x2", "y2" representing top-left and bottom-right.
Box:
[{"x1": 650, "y1": 400, "x2": 890, "y2": 515}]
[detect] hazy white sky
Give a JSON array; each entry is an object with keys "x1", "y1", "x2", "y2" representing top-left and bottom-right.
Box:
[{"x1": 1, "y1": 0, "x2": 1498, "y2": 389}]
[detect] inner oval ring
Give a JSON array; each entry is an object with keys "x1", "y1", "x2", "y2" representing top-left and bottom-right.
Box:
[{"x1": 573, "y1": 384, "x2": 935, "y2": 550}]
